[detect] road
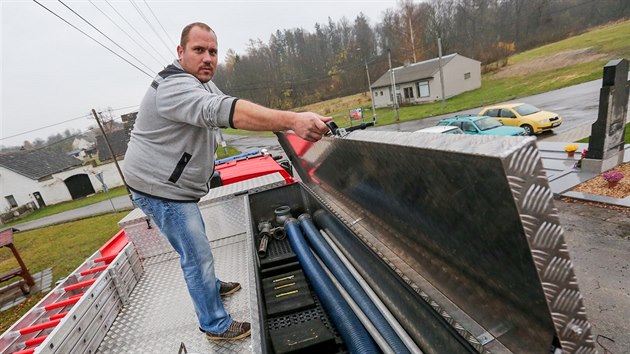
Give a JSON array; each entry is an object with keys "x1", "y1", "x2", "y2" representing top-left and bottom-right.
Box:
[{"x1": 13, "y1": 195, "x2": 133, "y2": 232}]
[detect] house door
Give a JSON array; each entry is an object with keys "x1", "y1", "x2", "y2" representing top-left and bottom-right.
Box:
[
  {"x1": 64, "y1": 174, "x2": 95, "y2": 200},
  {"x1": 32, "y1": 192, "x2": 46, "y2": 208}
]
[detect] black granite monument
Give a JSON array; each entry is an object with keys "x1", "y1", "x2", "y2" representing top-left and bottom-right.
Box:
[{"x1": 583, "y1": 58, "x2": 629, "y2": 172}]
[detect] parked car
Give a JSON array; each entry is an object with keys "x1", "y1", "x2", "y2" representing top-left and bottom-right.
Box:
[
  {"x1": 479, "y1": 103, "x2": 562, "y2": 135},
  {"x1": 437, "y1": 115, "x2": 526, "y2": 136},
  {"x1": 415, "y1": 126, "x2": 464, "y2": 134}
]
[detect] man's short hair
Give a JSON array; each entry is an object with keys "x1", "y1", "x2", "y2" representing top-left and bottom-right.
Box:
[{"x1": 180, "y1": 22, "x2": 215, "y2": 48}]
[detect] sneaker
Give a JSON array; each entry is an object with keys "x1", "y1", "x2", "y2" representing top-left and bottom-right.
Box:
[
  {"x1": 202, "y1": 320, "x2": 251, "y2": 340},
  {"x1": 219, "y1": 281, "x2": 241, "y2": 296}
]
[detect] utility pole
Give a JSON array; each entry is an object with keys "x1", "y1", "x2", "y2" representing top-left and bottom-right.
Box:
[
  {"x1": 437, "y1": 38, "x2": 446, "y2": 109},
  {"x1": 408, "y1": 10, "x2": 417, "y2": 63},
  {"x1": 364, "y1": 59, "x2": 377, "y2": 124},
  {"x1": 388, "y1": 49, "x2": 400, "y2": 122},
  {"x1": 92, "y1": 109, "x2": 133, "y2": 201},
  {"x1": 358, "y1": 48, "x2": 378, "y2": 124}
]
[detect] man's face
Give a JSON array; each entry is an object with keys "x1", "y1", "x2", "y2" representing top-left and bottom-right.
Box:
[{"x1": 177, "y1": 27, "x2": 218, "y2": 83}]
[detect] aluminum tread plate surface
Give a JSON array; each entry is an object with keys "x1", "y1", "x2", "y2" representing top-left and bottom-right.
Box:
[
  {"x1": 199, "y1": 173, "x2": 286, "y2": 206},
  {"x1": 278, "y1": 131, "x2": 596, "y2": 353},
  {"x1": 97, "y1": 234, "x2": 255, "y2": 353},
  {"x1": 118, "y1": 208, "x2": 148, "y2": 227},
  {"x1": 201, "y1": 197, "x2": 249, "y2": 242}
]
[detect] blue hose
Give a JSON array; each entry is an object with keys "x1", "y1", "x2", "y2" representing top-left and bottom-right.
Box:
[
  {"x1": 284, "y1": 219, "x2": 379, "y2": 354},
  {"x1": 298, "y1": 214, "x2": 411, "y2": 354}
]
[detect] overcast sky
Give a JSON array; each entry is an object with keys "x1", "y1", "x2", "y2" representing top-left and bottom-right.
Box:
[{"x1": 1, "y1": 0, "x2": 400, "y2": 148}]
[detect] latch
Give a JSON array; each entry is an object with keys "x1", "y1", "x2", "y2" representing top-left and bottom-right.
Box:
[{"x1": 325, "y1": 121, "x2": 374, "y2": 138}]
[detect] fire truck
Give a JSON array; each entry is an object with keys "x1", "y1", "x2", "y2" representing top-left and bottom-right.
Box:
[{"x1": 0, "y1": 126, "x2": 597, "y2": 354}]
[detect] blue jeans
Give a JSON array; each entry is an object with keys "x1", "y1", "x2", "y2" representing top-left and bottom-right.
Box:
[{"x1": 130, "y1": 191, "x2": 231, "y2": 333}]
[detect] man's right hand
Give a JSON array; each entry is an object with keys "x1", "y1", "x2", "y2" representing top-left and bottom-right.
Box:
[{"x1": 292, "y1": 112, "x2": 332, "y2": 142}]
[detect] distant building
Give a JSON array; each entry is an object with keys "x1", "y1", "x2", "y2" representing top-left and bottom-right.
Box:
[
  {"x1": 72, "y1": 137, "x2": 94, "y2": 151},
  {"x1": 69, "y1": 137, "x2": 97, "y2": 162},
  {"x1": 0, "y1": 148, "x2": 126, "y2": 212},
  {"x1": 96, "y1": 129, "x2": 130, "y2": 162},
  {"x1": 0, "y1": 149, "x2": 83, "y2": 211},
  {"x1": 121, "y1": 112, "x2": 138, "y2": 143},
  {"x1": 371, "y1": 53, "x2": 481, "y2": 108}
]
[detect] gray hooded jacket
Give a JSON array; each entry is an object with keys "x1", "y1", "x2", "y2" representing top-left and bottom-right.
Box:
[{"x1": 123, "y1": 60, "x2": 238, "y2": 201}]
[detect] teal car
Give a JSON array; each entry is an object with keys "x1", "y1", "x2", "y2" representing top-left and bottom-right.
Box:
[{"x1": 437, "y1": 115, "x2": 526, "y2": 136}]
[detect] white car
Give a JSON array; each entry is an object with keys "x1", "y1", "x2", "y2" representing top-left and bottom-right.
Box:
[{"x1": 415, "y1": 126, "x2": 464, "y2": 134}]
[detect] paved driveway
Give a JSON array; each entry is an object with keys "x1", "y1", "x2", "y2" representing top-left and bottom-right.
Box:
[{"x1": 12, "y1": 195, "x2": 133, "y2": 231}]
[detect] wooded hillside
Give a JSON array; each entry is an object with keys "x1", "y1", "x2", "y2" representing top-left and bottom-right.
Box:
[{"x1": 212, "y1": 0, "x2": 628, "y2": 109}]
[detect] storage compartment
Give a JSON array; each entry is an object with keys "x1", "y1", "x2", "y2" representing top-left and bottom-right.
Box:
[{"x1": 247, "y1": 183, "x2": 344, "y2": 354}]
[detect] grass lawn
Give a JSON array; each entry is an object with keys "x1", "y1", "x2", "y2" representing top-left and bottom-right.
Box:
[
  {"x1": 216, "y1": 145, "x2": 241, "y2": 158},
  {"x1": 0, "y1": 211, "x2": 128, "y2": 332}
]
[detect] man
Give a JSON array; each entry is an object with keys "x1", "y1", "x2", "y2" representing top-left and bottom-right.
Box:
[{"x1": 122, "y1": 22, "x2": 330, "y2": 340}]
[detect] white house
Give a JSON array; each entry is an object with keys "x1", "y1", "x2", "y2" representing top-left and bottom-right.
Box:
[
  {"x1": 371, "y1": 53, "x2": 481, "y2": 108},
  {"x1": 0, "y1": 149, "x2": 126, "y2": 213}
]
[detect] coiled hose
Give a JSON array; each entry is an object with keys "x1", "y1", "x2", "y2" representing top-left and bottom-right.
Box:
[
  {"x1": 298, "y1": 214, "x2": 411, "y2": 354},
  {"x1": 284, "y1": 218, "x2": 379, "y2": 354}
]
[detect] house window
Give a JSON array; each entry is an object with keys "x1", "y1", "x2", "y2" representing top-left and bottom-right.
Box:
[
  {"x1": 5, "y1": 195, "x2": 18, "y2": 208},
  {"x1": 416, "y1": 81, "x2": 430, "y2": 97},
  {"x1": 464, "y1": 72, "x2": 471, "y2": 80},
  {"x1": 403, "y1": 87, "x2": 414, "y2": 99},
  {"x1": 380, "y1": 91, "x2": 383, "y2": 96}
]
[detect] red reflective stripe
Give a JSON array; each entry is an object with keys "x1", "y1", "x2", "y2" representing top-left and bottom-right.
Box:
[
  {"x1": 80, "y1": 264, "x2": 108, "y2": 276},
  {"x1": 19, "y1": 319, "x2": 60, "y2": 335},
  {"x1": 24, "y1": 335, "x2": 47, "y2": 346},
  {"x1": 49, "y1": 311, "x2": 68, "y2": 321},
  {"x1": 43, "y1": 296, "x2": 81, "y2": 311},
  {"x1": 63, "y1": 279, "x2": 96, "y2": 292}
]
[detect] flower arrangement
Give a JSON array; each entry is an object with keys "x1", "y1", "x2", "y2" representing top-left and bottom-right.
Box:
[
  {"x1": 574, "y1": 148, "x2": 589, "y2": 168},
  {"x1": 602, "y1": 170, "x2": 624, "y2": 185},
  {"x1": 564, "y1": 144, "x2": 579, "y2": 153}
]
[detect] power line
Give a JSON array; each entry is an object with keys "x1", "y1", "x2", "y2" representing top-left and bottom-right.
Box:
[
  {"x1": 128, "y1": 0, "x2": 174, "y2": 57},
  {"x1": 1, "y1": 114, "x2": 91, "y2": 141},
  {"x1": 104, "y1": 0, "x2": 171, "y2": 64},
  {"x1": 57, "y1": 0, "x2": 157, "y2": 76},
  {"x1": 88, "y1": 0, "x2": 164, "y2": 67},
  {"x1": 23, "y1": 111, "x2": 129, "y2": 152},
  {"x1": 1, "y1": 105, "x2": 139, "y2": 141},
  {"x1": 142, "y1": 0, "x2": 177, "y2": 48},
  {"x1": 32, "y1": 0, "x2": 154, "y2": 78}
]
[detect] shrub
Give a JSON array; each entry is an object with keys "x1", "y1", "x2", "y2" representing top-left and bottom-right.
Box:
[{"x1": 601, "y1": 170, "x2": 624, "y2": 183}]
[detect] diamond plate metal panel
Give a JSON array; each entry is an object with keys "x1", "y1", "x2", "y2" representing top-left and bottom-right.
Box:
[
  {"x1": 277, "y1": 131, "x2": 597, "y2": 353},
  {"x1": 201, "y1": 197, "x2": 249, "y2": 241},
  {"x1": 97, "y1": 232, "x2": 254, "y2": 353},
  {"x1": 122, "y1": 221, "x2": 172, "y2": 260},
  {"x1": 504, "y1": 143, "x2": 596, "y2": 353},
  {"x1": 305, "y1": 184, "x2": 494, "y2": 354},
  {"x1": 118, "y1": 208, "x2": 149, "y2": 228},
  {"x1": 199, "y1": 173, "x2": 286, "y2": 207}
]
